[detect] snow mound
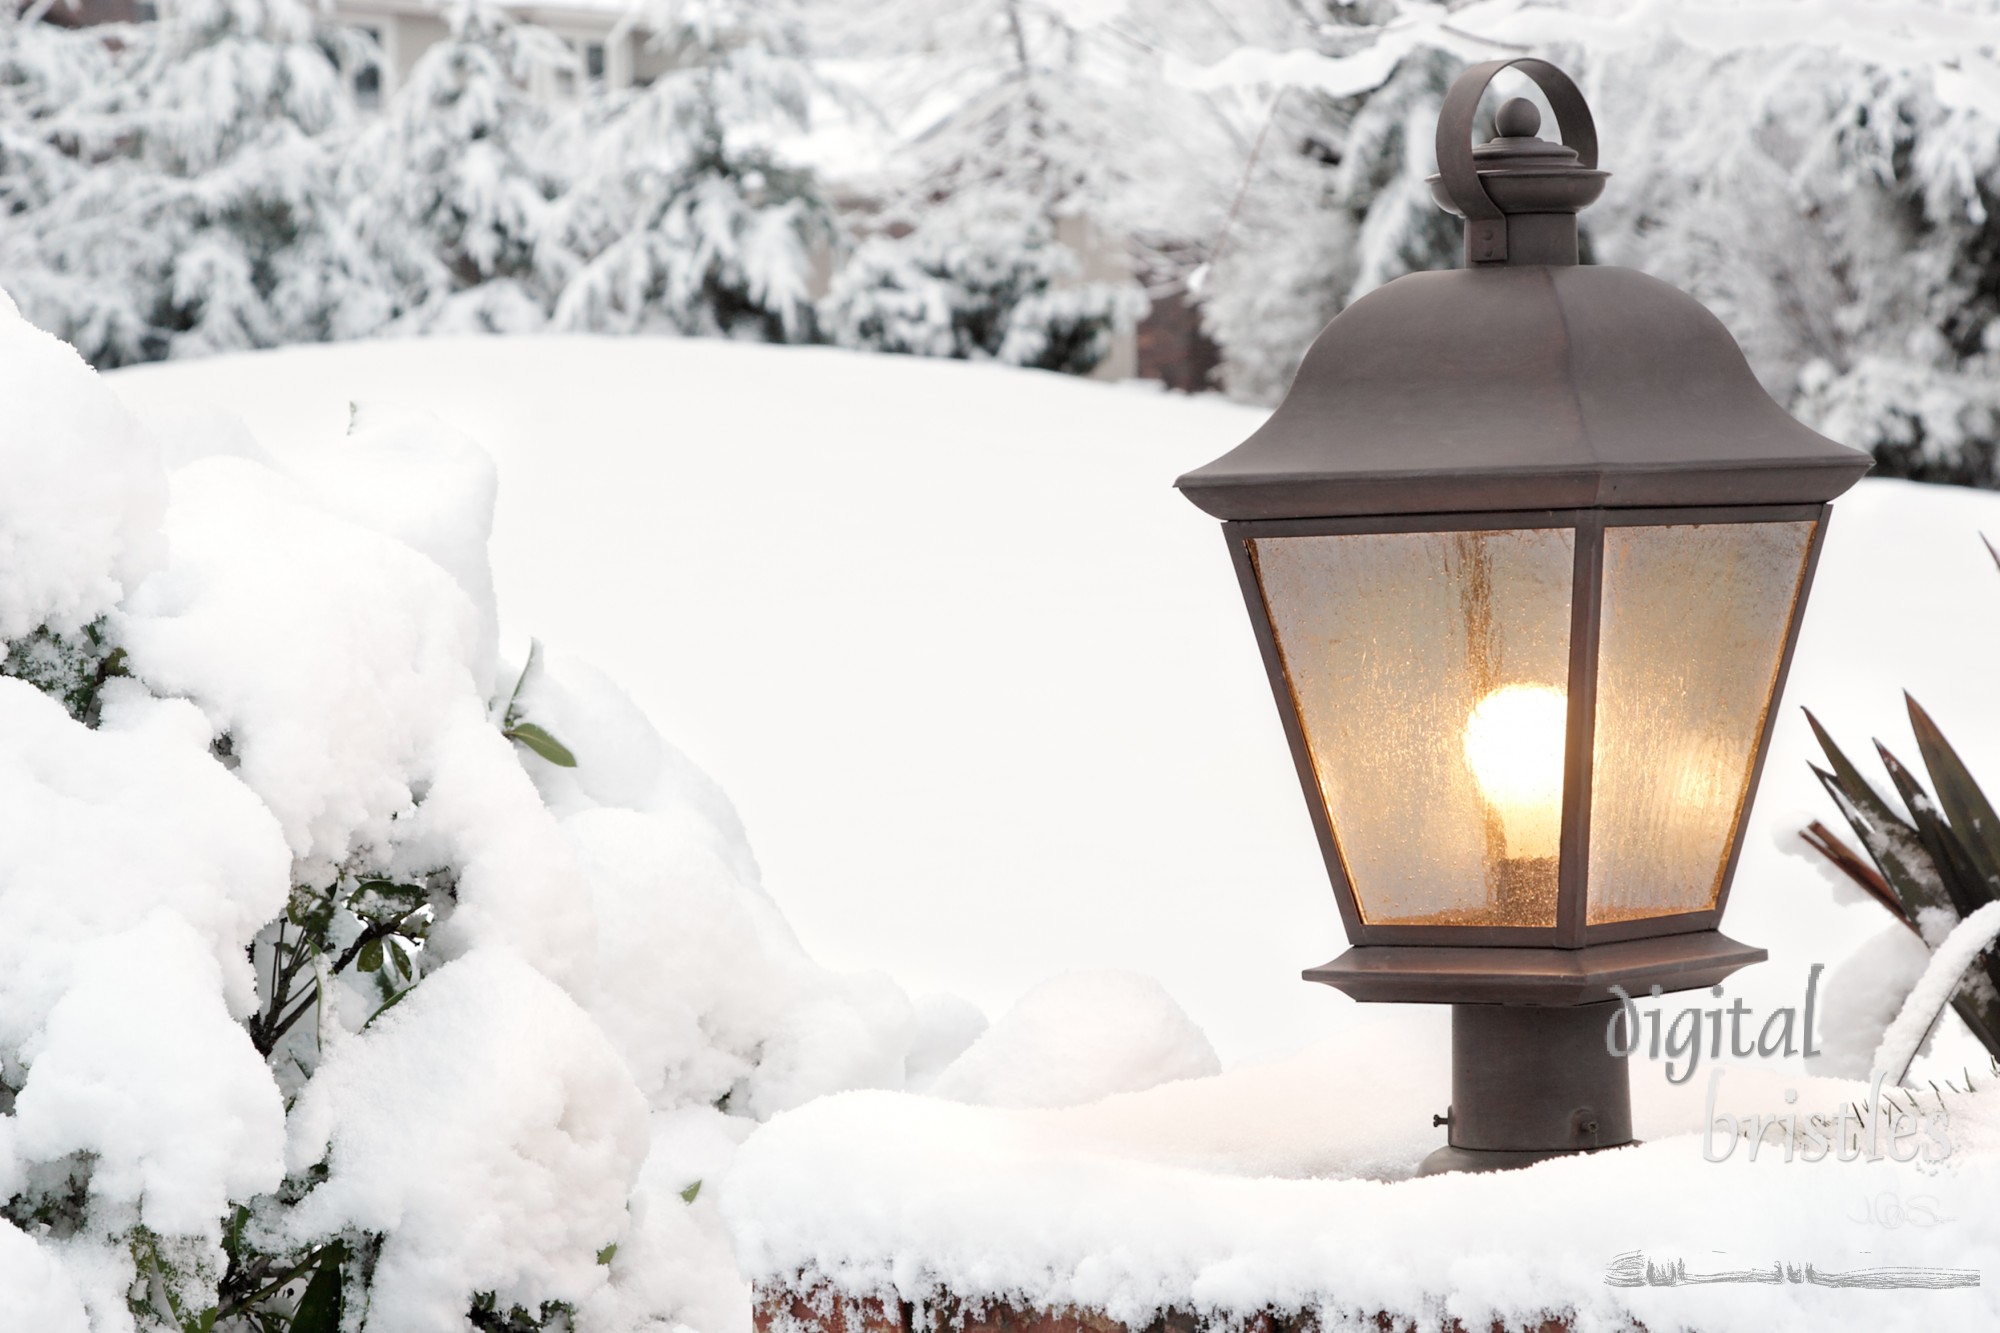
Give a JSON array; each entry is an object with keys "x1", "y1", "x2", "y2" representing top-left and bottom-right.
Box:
[
  {"x1": 1810, "y1": 923, "x2": 1935, "y2": 1079},
  {"x1": 285, "y1": 949, "x2": 649, "y2": 1333},
  {"x1": 725, "y1": 1061, "x2": 2000, "y2": 1333},
  {"x1": 0, "y1": 1223, "x2": 89, "y2": 1333},
  {"x1": 0, "y1": 296, "x2": 165, "y2": 640},
  {"x1": 930, "y1": 970, "x2": 1219, "y2": 1109}
]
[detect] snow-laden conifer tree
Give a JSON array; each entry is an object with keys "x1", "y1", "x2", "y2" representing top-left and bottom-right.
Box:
[
  {"x1": 120, "y1": 0, "x2": 371, "y2": 357},
  {"x1": 810, "y1": 0, "x2": 1247, "y2": 372},
  {"x1": 1581, "y1": 36, "x2": 2000, "y2": 486},
  {"x1": 342, "y1": 0, "x2": 572, "y2": 334},
  {"x1": 0, "y1": 5, "x2": 156, "y2": 364},
  {"x1": 819, "y1": 219, "x2": 1144, "y2": 375},
  {"x1": 1, "y1": 0, "x2": 373, "y2": 364},
  {"x1": 1195, "y1": 43, "x2": 1461, "y2": 403},
  {"x1": 552, "y1": 0, "x2": 832, "y2": 341}
]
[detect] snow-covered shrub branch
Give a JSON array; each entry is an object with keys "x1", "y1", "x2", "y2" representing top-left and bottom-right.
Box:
[{"x1": 0, "y1": 293, "x2": 955, "y2": 1331}]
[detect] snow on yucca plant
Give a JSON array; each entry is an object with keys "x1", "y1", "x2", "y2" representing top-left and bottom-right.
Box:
[
  {"x1": 0, "y1": 294, "x2": 930, "y2": 1331},
  {"x1": 1802, "y1": 612, "x2": 2000, "y2": 1071}
]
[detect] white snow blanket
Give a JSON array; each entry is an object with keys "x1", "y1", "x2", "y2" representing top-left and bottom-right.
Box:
[{"x1": 725, "y1": 1053, "x2": 2000, "y2": 1333}]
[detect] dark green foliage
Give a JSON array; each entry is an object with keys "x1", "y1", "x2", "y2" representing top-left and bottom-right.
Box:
[
  {"x1": 468, "y1": 1292, "x2": 575, "y2": 1331},
  {"x1": 1, "y1": 1154, "x2": 91, "y2": 1239},
  {"x1": 1, "y1": 619, "x2": 127, "y2": 725},
  {"x1": 285, "y1": 1241, "x2": 344, "y2": 1333},
  {"x1": 216, "y1": 1219, "x2": 376, "y2": 1333},
  {"x1": 1803, "y1": 698, "x2": 2000, "y2": 1059},
  {"x1": 249, "y1": 869, "x2": 444, "y2": 1059}
]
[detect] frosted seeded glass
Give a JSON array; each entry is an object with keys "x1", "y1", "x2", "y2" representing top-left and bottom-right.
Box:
[
  {"x1": 1251, "y1": 529, "x2": 1574, "y2": 927},
  {"x1": 1587, "y1": 522, "x2": 1814, "y2": 924}
]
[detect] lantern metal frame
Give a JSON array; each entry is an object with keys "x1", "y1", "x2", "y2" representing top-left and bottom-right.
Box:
[{"x1": 1222, "y1": 501, "x2": 1832, "y2": 965}]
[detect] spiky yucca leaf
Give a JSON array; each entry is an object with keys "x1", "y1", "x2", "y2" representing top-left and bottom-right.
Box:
[{"x1": 1804, "y1": 702, "x2": 2000, "y2": 1063}]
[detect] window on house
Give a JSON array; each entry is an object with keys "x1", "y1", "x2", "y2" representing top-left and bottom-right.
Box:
[
  {"x1": 132, "y1": 0, "x2": 158, "y2": 20},
  {"x1": 354, "y1": 27, "x2": 383, "y2": 110},
  {"x1": 586, "y1": 42, "x2": 606, "y2": 82}
]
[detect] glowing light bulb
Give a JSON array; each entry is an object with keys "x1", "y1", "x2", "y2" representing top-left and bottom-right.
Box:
[{"x1": 1463, "y1": 682, "x2": 1568, "y2": 860}]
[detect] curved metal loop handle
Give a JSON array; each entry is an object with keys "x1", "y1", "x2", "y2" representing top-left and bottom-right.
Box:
[{"x1": 1435, "y1": 58, "x2": 1599, "y2": 226}]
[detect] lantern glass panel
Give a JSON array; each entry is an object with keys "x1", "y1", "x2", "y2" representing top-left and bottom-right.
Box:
[
  {"x1": 1250, "y1": 528, "x2": 1575, "y2": 927},
  {"x1": 1586, "y1": 520, "x2": 1816, "y2": 924}
]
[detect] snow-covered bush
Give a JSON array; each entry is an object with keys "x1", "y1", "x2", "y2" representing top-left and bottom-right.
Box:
[
  {"x1": 551, "y1": 0, "x2": 832, "y2": 341},
  {"x1": 0, "y1": 292, "x2": 947, "y2": 1331},
  {"x1": 821, "y1": 221, "x2": 1143, "y2": 375}
]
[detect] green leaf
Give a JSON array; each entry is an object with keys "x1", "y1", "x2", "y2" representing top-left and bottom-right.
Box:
[
  {"x1": 363, "y1": 984, "x2": 414, "y2": 1030},
  {"x1": 1907, "y1": 695, "x2": 2000, "y2": 906},
  {"x1": 356, "y1": 938, "x2": 384, "y2": 974},
  {"x1": 504, "y1": 722, "x2": 577, "y2": 768},
  {"x1": 1875, "y1": 744, "x2": 1986, "y2": 920},
  {"x1": 1877, "y1": 741, "x2": 2000, "y2": 1003},
  {"x1": 679, "y1": 1180, "x2": 701, "y2": 1205},
  {"x1": 1803, "y1": 709, "x2": 1914, "y2": 839},
  {"x1": 290, "y1": 1242, "x2": 344, "y2": 1333},
  {"x1": 596, "y1": 1244, "x2": 618, "y2": 1266},
  {"x1": 356, "y1": 879, "x2": 426, "y2": 908},
  {"x1": 389, "y1": 936, "x2": 413, "y2": 981},
  {"x1": 502, "y1": 639, "x2": 543, "y2": 730},
  {"x1": 1802, "y1": 710, "x2": 1942, "y2": 919}
]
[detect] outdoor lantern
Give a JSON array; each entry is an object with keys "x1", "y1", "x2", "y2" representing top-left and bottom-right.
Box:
[{"x1": 1177, "y1": 59, "x2": 1873, "y2": 1174}]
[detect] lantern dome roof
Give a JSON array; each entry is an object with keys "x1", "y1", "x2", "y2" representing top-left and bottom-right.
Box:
[{"x1": 1175, "y1": 263, "x2": 1873, "y2": 521}]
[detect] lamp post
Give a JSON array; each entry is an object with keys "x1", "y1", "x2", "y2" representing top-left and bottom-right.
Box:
[{"x1": 1177, "y1": 58, "x2": 1873, "y2": 1175}]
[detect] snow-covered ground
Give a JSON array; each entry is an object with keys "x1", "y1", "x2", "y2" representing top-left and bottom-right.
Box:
[
  {"x1": 108, "y1": 335, "x2": 2000, "y2": 1072},
  {"x1": 727, "y1": 1058, "x2": 2000, "y2": 1333}
]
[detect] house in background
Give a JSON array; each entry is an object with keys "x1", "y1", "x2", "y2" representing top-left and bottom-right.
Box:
[{"x1": 330, "y1": 0, "x2": 663, "y2": 108}]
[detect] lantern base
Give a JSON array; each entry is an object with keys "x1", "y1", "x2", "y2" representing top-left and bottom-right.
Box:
[
  {"x1": 1418, "y1": 1000, "x2": 1635, "y2": 1175},
  {"x1": 1304, "y1": 930, "x2": 1766, "y2": 1006}
]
